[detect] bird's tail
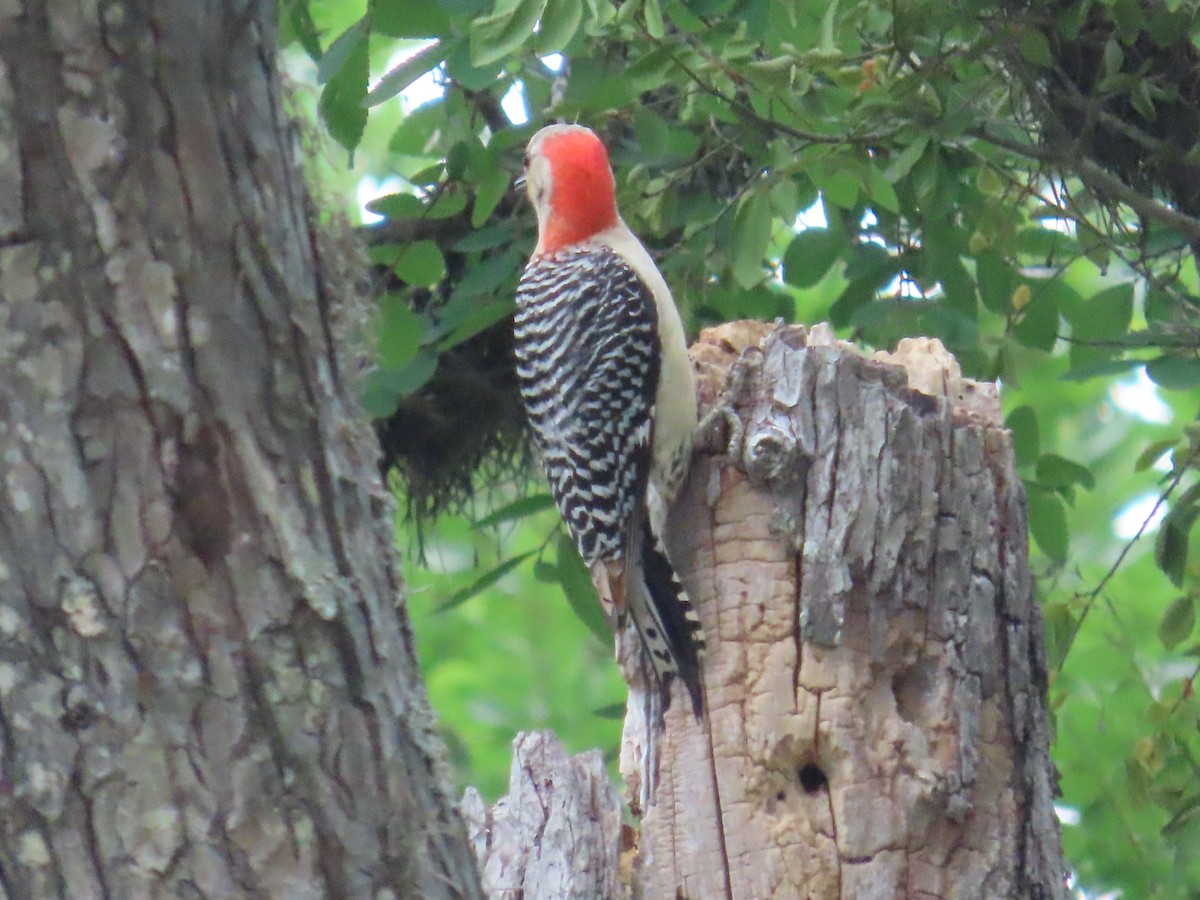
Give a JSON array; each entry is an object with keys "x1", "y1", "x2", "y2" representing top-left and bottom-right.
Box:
[{"x1": 625, "y1": 515, "x2": 706, "y2": 719}]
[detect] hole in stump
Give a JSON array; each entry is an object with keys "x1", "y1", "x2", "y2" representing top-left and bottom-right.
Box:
[
  {"x1": 892, "y1": 657, "x2": 937, "y2": 724},
  {"x1": 797, "y1": 763, "x2": 828, "y2": 794}
]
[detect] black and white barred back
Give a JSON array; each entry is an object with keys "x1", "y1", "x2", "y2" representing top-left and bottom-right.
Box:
[{"x1": 514, "y1": 245, "x2": 705, "y2": 717}]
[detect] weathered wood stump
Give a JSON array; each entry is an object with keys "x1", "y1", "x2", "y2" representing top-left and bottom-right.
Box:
[{"x1": 467, "y1": 322, "x2": 1067, "y2": 900}]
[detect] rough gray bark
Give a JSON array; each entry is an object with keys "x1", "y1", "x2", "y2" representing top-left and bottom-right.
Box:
[
  {"x1": 0, "y1": 3, "x2": 480, "y2": 897},
  {"x1": 470, "y1": 322, "x2": 1067, "y2": 899}
]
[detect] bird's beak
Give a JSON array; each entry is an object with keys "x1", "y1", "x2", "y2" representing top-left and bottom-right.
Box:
[{"x1": 514, "y1": 172, "x2": 527, "y2": 189}]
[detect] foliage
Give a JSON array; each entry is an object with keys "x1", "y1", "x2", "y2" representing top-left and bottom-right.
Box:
[
  {"x1": 402, "y1": 506, "x2": 626, "y2": 798},
  {"x1": 282, "y1": 0, "x2": 1200, "y2": 894}
]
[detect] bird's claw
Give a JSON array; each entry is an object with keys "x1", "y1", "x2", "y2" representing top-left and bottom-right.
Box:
[{"x1": 693, "y1": 346, "x2": 761, "y2": 460}]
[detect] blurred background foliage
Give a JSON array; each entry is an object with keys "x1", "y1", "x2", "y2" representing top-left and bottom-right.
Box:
[{"x1": 280, "y1": 0, "x2": 1200, "y2": 894}]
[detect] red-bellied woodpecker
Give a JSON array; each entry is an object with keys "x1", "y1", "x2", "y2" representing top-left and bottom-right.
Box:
[{"x1": 513, "y1": 123, "x2": 705, "y2": 720}]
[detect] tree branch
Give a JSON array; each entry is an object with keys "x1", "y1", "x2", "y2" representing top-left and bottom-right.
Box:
[{"x1": 972, "y1": 127, "x2": 1200, "y2": 245}]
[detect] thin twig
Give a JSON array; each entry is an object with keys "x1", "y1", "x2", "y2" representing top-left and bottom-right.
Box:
[
  {"x1": 647, "y1": 33, "x2": 900, "y2": 147},
  {"x1": 1073, "y1": 445, "x2": 1200, "y2": 632}
]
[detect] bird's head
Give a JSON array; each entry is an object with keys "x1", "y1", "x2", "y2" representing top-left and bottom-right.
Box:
[{"x1": 522, "y1": 124, "x2": 619, "y2": 256}]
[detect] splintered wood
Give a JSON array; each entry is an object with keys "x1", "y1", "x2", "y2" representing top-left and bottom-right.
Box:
[
  {"x1": 634, "y1": 322, "x2": 1065, "y2": 900},
  {"x1": 463, "y1": 732, "x2": 624, "y2": 899}
]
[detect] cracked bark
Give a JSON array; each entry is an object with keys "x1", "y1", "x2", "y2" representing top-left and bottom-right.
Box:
[
  {"x1": 0, "y1": 3, "x2": 479, "y2": 898},
  {"x1": 468, "y1": 322, "x2": 1067, "y2": 899},
  {"x1": 637, "y1": 321, "x2": 1067, "y2": 899},
  {"x1": 462, "y1": 732, "x2": 624, "y2": 900}
]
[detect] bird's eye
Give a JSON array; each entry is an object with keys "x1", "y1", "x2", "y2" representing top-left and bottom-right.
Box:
[{"x1": 523, "y1": 152, "x2": 531, "y2": 169}]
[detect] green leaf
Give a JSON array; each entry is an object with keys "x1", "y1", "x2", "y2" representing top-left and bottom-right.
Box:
[
  {"x1": 555, "y1": 533, "x2": 611, "y2": 644},
  {"x1": 388, "y1": 98, "x2": 448, "y2": 155},
  {"x1": 884, "y1": 135, "x2": 929, "y2": 182},
  {"x1": 317, "y1": 18, "x2": 368, "y2": 84},
  {"x1": 864, "y1": 164, "x2": 899, "y2": 214},
  {"x1": 818, "y1": 168, "x2": 860, "y2": 209},
  {"x1": 450, "y1": 248, "x2": 522, "y2": 299},
  {"x1": 453, "y1": 220, "x2": 516, "y2": 252},
  {"x1": 975, "y1": 251, "x2": 1014, "y2": 315},
  {"x1": 446, "y1": 140, "x2": 473, "y2": 181},
  {"x1": 437, "y1": 550, "x2": 538, "y2": 612},
  {"x1": 924, "y1": 242, "x2": 973, "y2": 313},
  {"x1": 1012, "y1": 281, "x2": 1060, "y2": 351},
  {"x1": 318, "y1": 21, "x2": 370, "y2": 152},
  {"x1": 782, "y1": 228, "x2": 844, "y2": 288},
  {"x1": 1061, "y1": 357, "x2": 1141, "y2": 381},
  {"x1": 1043, "y1": 601, "x2": 1079, "y2": 671},
  {"x1": 1129, "y1": 734, "x2": 1163, "y2": 778},
  {"x1": 829, "y1": 278, "x2": 875, "y2": 327},
  {"x1": 1013, "y1": 225, "x2": 1079, "y2": 261},
  {"x1": 843, "y1": 242, "x2": 893, "y2": 281},
  {"x1": 1148, "y1": 8, "x2": 1187, "y2": 47},
  {"x1": 830, "y1": 243, "x2": 902, "y2": 326},
  {"x1": 536, "y1": 0, "x2": 583, "y2": 53},
  {"x1": 1129, "y1": 79, "x2": 1157, "y2": 121},
  {"x1": 1068, "y1": 282, "x2": 1134, "y2": 336},
  {"x1": 643, "y1": 0, "x2": 665, "y2": 38},
  {"x1": 1102, "y1": 37, "x2": 1124, "y2": 80},
  {"x1": 474, "y1": 494, "x2": 556, "y2": 528},
  {"x1": 1006, "y1": 405, "x2": 1039, "y2": 467},
  {"x1": 768, "y1": 179, "x2": 801, "y2": 222},
  {"x1": 394, "y1": 241, "x2": 447, "y2": 286},
  {"x1": 426, "y1": 191, "x2": 470, "y2": 220},
  {"x1": 366, "y1": 193, "x2": 425, "y2": 219},
  {"x1": 1135, "y1": 438, "x2": 1177, "y2": 472},
  {"x1": 731, "y1": 191, "x2": 773, "y2": 289},
  {"x1": 1156, "y1": 484, "x2": 1200, "y2": 586},
  {"x1": 1018, "y1": 29, "x2": 1055, "y2": 68},
  {"x1": 591, "y1": 702, "x2": 626, "y2": 720},
  {"x1": 975, "y1": 166, "x2": 1004, "y2": 195},
  {"x1": 632, "y1": 108, "x2": 670, "y2": 160},
  {"x1": 366, "y1": 40, "x2": 447, "y2": 107},
  {"x1": 1036, "y1": 454, "x2": 1096, "y2": 490},
  {"x1": 372, "y1": 0, "x2": 451, "y2": 37},
  {"x1": 376, "y1": 294, "x2": 423, "y2": 368},
  {"x1": 625, "y1": 47, "x2": 675, "y2": 92},
  {"x1": 281, "y1": 0, "x2": 322, "y2": 60},
  {"x1": 359, "y1": 351, "x2": 439, "y2": 416},
  {"x1": 817, "y1": 0, "x2": 840, "y2": 51},
  {"x1": 1159, "y1": 596, "x2": 1197, "y2": 651},
  {"x1": 1162, "y1": 793, "x2": 1200, "y2": 837},
  {"x1": 1111, "y1": 0, "x2": 1144, "y2": 37},
  {"x1": 469, "y1": 0, "x2": 547, "y2": 67},
  {"x1": 472, "y1": 166, "x2": 512, "y2": 227},
  {"x1": 1146, "y1": 355, "x2": 1200, "y2": 391},
  {"x1": 1059, "y1": 0, "x2": 1091, "y2": 39},
  {"x1": 1027, "y1": 485, "x2": 1069, "y2": 561},
  {"x1": 445, "y1": 37, "x2": 506, "y2": 90},
  {"x1": 435, "y1": 297, "x2": 515, "y2": 351}
]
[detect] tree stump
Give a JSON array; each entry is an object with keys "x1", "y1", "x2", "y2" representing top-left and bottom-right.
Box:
[
  {"x1": 463, "y1": 732, "x2": 624, "y2": 899},
  {"x1": 635, "y1": 321, "x2": 1066, "y2": 898},
  {"x1": 469, "y1": 322, "x2": 1067, "y2": 899}
]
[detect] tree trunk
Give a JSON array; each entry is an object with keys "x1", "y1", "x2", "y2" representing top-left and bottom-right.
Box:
[
  {"x1": 0, "y1": 3, "x2": 480, "y2": 897},
  {"x1": 469, "y1": 322, "x2": 1068, "y2": 899}
]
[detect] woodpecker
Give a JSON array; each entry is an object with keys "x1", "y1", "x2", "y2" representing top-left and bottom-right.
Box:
[{"x1": 513, "y1": 123, "x2": 705, "y2": 719}]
